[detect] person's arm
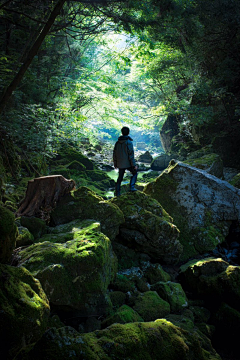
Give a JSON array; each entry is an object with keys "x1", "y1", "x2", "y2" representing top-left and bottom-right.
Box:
[
  {"x1": 127, "y1": 141, "x2": 136, "y2": 167},
  {"x1": 113, "y1": 143, "x2": 118, "y2": 168}
]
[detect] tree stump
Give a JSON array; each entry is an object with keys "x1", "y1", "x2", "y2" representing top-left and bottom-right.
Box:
[{"x1": 16, "y1": 175, "x2": 75, "y2": 221}]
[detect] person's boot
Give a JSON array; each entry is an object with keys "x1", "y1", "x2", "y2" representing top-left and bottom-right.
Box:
[
  {"x1": 130, "y1": 173, "x2": 138, "y2": 192},
  {"x1": 115, "y1": 183, "x2": 121, "y2": 197}
]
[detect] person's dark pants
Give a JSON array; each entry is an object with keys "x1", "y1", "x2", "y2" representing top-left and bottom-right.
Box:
[{"x1": 115, "y1": 167, "x2": 138, "y2": 196}]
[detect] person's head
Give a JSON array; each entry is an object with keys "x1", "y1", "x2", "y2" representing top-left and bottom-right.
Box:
[{"x1": 121, "y1": 126, "x2": 130, "y2": 136}]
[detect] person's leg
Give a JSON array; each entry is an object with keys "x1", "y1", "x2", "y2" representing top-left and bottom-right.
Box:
[
  {"x1": 116, "y1": 168, "x2": 125, "y2": 196},
  {"x1": 129, "y1": 167, "x2": 138, "y2": 192}
]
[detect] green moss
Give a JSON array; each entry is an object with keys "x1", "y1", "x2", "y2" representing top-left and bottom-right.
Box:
[
  {"x1": 18, "y1": 225, "x2": 117, "y2": 315},
  {"x1": 16, "y1": 226, "x2": 34, "y2": 247},
  {"x1": 133, "y1": 291, "x2": 170, "y2": 321},
  {"x1": 0, "y1": 264, "x2": 49, "y2": 358},
  {"x1": 20, "y1": 216, "x2": 46, "y2": 239},
  {"x1": 151, "y1": 282, "x2": 188, "y2": 313},
  {"x1": 229, "y1": 173, "x2": 240, "y2": 189},
  {"x1": 112, "y1": 274, "x2": 135, "y2": 293},
  {"x1": 102, "y1": 305, "x2": 144, "y2": 328},
  {"x1": 109, "y1": 291, "x2": 126, "y2": 308},
  {"x1": 28, "y1": 319, "x2": 222, "y2": 360},
  {"x1": 50, "y1": 186, "x2": 124, "y2": 241},
  {"x1": 0, "y1": 205, "x2": 18, "y2": 263},
  {"x1": 40, "y1": 220, "x2": 101, "y2": 244}
]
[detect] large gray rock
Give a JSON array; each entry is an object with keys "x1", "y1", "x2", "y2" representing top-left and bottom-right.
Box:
[
  {"x1": 138, "y1": 151, "x2": 153, "y2": 163},
  {"x1": 109, "y1": 192, "x2": 182, "y2": 264},
  {"x1": 17, "y1": 222, "x2": 117, "y2": 316},
  {"x1": 184, "y1": 153, "x2": 223, "y2": 179},
  {"x1": 151, "y1": 154, "x2": 172, "y2": 170},
  {"x1": 144, "y1": 160, "x2": 240, "y2": 261}
]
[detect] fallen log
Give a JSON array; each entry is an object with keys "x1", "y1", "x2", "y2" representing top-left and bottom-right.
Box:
[{"x1": 16, "y1": 175, "x2": 75, "y2": 221}]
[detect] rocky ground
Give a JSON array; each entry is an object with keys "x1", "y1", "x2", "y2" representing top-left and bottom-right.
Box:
[{"x1": 1, "y1": 141, "x2": 240, "y2": 360}]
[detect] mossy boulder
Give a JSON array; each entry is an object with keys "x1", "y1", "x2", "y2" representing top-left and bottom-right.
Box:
[
  {"x1": 55, "y1": 146, "x2": 95, "y2": 170},
  {"x1": 50, "y1": 186, "x2": 124, "y2": 241},
  {"x1": 133, "y1": 291, "x2": 170, "y2": 321},
  {"x1": 16, "y1": 226, "x2": 34, "y2": 247},
  {"x1": 144, "y1": 160, "x2": 240, "y2": 262},
  {"x1": 27, "y1": 319, "x2": 221, "y2": 360},
  {"x1": 20, "y1": 216, "x2": 46, "y2": 240},
  {"x1": 17, "y1": 224, "x2": 117, "y2": 316},
  {"x1": 0, "y1": 205, "x2": 18, "y2": 263},
  {"x1": 151, "y1": 154, "x2": 172, "y2": 170},
  {"x1": 184, "y1": 153, "x2": 223, "y2": 178},
  {"x1": 151, "y1": 282, "x2": 188, "y2": 313},
  {"x1": 179, "y1": 257, "x2": 240, "y2": 310},
  {"x1": 101, "y1": 305, "x2": 144, "y2": 328},
  {"x1": 109, "y1": 192, "x2": 182, "y2": 264},
  {"x1": 109, "y1": 291, "x2": 126, "y2": 308},
  {"x1": 229, "y1": 172, "x2": 240, "y2": 189},
  {"x1": 143, "y1": 262, "x2": 171, "y2": 284},
  {"x1": 67, "y1": 160, "x2": 86, "y2": 171},
  {"x1": 40, "y1": 219, "x2": 101, "y2": 244},
  {"x1": 0, "y1": 264, "x2": 50, "y2": 359}
]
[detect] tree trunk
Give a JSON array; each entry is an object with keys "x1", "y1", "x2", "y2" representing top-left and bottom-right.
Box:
[
  {"x1": 16, "y1": 175, "x2": 75, "y2": 221},
  {"x1": 0, "y1": 0, "x2": 66, "y2": 114}
]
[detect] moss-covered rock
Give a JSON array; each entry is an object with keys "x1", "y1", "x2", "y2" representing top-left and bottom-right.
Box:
[
  {"x1": 133, "y1": 291, "x2": 170, "y2": 321},
  {"x1": 151, "y1": 282, "x2": 188, "y2": 313},
  {"x1": 67, "y1": 160, "x2": 86, "y2": 171},
  {"x1": 50, "y1": 186, "x2": 124, "y2": 241},
  {"x1": 0, "y1": 205, "x2": 18, "y2": 263},
  {"x1": 229, "y1": 172, "x2": 240, "y2": 189},
  {"x1": 143, "y1": 262, "x2": 171, "y2": 284},
  {"x1": 16, "y1": 226, "x2": 34, "y2": 247},
  {"x1": 109, "y1": 291, "x2": 126, "y2": 308},
  {"x1": 102, "y1": 305, "x2": 144, "y2": 328},
  {"x1": 179, "y1": 257, "x2": 240, "y2": 311},
  {"x1": 17, "y1": 225, "x2": 117, "y2": 316},
  {"x1": 54, "y1": 146, "x2": 95, "y2": 170},
  {"x1": 40, "y1": 219, "x2": 101, "y2": 244},
  {"x1": 111, "y1": 273, "x2": 136, "y2": 292},
  {"x1": 0, "y1": 264, "x2": 50, "y2": 359},
  {"x1": 109, "y1": 192, "x2": 182, "y2": 264},
  {"x1": 20, "y1": 216, "x2": 46, "y2": 240},
  {"x1": 184, "y1": 153, "x2": 223, "y2": 178},
  {"x1": 144, "y1": 160, "x2": 240, "y2": 262},
  {"x1": 27, "y1": 319, "x2": 221, "y2": 360}
]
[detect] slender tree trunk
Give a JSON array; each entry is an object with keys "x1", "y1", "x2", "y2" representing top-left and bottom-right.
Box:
[{"x1": 0, "y1": 0, "x2": 66, "y2": 114}]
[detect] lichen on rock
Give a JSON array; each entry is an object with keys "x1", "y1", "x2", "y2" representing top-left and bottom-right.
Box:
[{"x1": 144, "y1": 160, "x2": 240, "y2": 262}]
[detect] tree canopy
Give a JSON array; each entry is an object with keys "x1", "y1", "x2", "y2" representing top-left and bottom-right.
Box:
[{"x1": 0, "y1": 0, "x2": 240, "y2": 176}]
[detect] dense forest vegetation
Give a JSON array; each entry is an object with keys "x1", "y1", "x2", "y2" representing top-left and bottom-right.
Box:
[{"x1": 0, "y1": 0, "x2": 240, "y2": 187}]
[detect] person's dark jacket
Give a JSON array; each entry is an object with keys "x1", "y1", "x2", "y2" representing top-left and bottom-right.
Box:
[{"x1": 113, "y1": 135, "x2": 136, "y2": 169}]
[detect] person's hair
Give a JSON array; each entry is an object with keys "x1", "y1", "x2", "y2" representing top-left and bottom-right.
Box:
[{"x1": 121, "y1": 126, "x2": 130, "y2": 136}]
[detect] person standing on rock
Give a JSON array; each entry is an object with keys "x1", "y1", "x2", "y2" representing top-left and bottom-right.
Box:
[{"x1": 113, "y1": 126, "x2": 138, "y2": 196}]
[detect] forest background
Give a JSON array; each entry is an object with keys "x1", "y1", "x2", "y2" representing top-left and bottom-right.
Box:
[{"x1": 0, "y1": 0, "x2": 240, "y2": 183}]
